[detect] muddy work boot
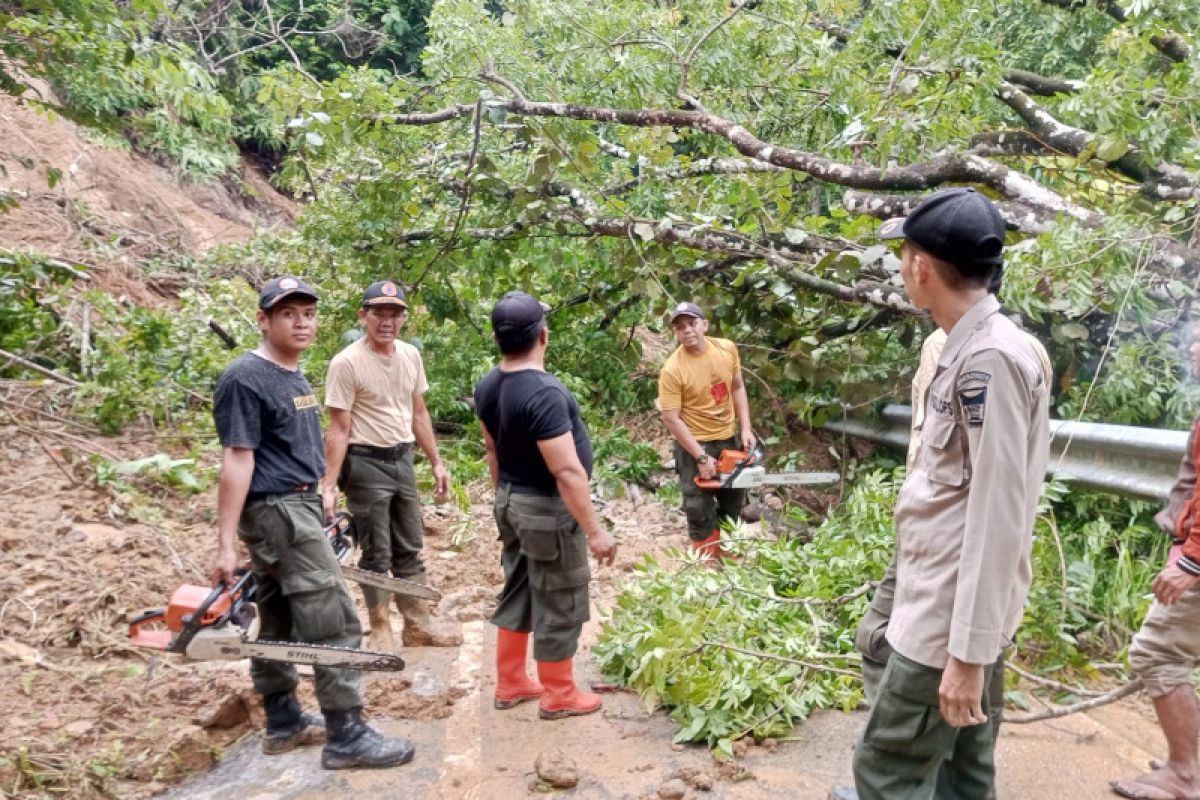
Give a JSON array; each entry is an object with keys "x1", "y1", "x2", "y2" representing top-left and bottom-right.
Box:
[
  {"x1": 395, "y1": 594, "x2": 462, "y2": 647},
  {"x1": 262, "y1": 691, "x2": 326, "y2": 755},
  {"x1": 366, "y1": 602, "x2": 396, "y2": 653},
  {"x1": 320, "y1": 707, "x2": 415, "y2": 770}
]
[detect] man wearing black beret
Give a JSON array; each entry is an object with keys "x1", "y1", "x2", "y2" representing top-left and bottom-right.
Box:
[{"x1": 844, "y1": 189, "x2": 1051, "y2": 799}]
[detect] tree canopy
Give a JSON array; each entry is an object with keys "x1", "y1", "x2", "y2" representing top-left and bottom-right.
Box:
[{"x1": 250, "y1": 0, "x2": 1200, "y2": 427}]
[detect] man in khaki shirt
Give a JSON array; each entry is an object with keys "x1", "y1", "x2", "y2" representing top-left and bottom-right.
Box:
[
  {"x1": 322, "y1": 280, "x2": 460, "y2": 651},
  {"x1": 848, "y1": 188, "x2": 1051, "y2": 799}
]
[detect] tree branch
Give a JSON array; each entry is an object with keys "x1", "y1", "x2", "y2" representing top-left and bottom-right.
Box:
[
  {"x1": 997, "y1": 82, "x2": 1200, "y2": 200},
  {"x1": 1005, "y1": 677, "x2": 1143, "y2": 724},
  {"x1": 1038, "y1": 0, "x2": 1190, "y2": 62},
  {"x1": 843, "y1": 189, "x2": 1200, "y2": 276}
]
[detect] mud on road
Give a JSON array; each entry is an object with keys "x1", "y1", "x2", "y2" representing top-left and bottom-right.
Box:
[{"x1": 0, "y1": 392, "x2": 1172, "y2": 800}]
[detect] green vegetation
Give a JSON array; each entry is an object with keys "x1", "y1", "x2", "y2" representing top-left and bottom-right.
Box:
[{"x1": 1, "y1": 0, "x2": 1199, "y2": 759}]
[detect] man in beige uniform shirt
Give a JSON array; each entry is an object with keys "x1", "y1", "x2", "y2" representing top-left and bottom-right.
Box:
[
  {"x1": 322, "y1": 280, "x2": 461, "y2": 651},
  {"x1": 849, "y1": 188, "x2": 1051, "y2": 799}
]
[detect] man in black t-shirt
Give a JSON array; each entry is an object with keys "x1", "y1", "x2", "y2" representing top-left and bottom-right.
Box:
[
  {"x1": 209, "y1": 276, "x2": 414, "y2": 770},
  {"x1": 474, "y1": 291, "x2": 617, "y2": 719}
]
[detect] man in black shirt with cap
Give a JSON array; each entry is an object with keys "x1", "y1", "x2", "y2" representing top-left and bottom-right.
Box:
[
  {"x1": 210, "y1": 276, "x2": 416, "y2": 770},
  {"x1": 473, "y1": 291, "x2": 618, "y2": 719}
]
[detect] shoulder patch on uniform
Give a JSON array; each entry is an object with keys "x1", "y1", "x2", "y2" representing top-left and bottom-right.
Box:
[
  {"x1": 958, "y1": 370, "x2": 992, "y2": 386},
  {"x1": 959, "y1": 387, "x2": 986, "y2": 427}
]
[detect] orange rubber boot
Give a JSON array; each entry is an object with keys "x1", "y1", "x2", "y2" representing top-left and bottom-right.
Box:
[
  {"x1": 536, "y1": 658, "x2": 603, "y2": 720},
  {"x1": 494, "y1": 628, "x2": 543, "y2": 710},
  {"x1": 691, "y1": 529, "x2": 728, "y2": 561}
]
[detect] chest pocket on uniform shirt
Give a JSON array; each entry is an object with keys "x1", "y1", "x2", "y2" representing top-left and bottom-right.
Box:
[{"x1": 922, "y1": 410, "x2": 968, "y2": 487}]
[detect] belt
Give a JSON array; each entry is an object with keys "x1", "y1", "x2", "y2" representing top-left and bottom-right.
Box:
[
  {"x1": 246, "y1": 484, "x2": 316, "y2": 504},
  {"x1": 348, "y1": 443, "x2": 412, "y2": 461},
  {"x1": 503, "y1": 482, "x2": 560, "y2": 498}
]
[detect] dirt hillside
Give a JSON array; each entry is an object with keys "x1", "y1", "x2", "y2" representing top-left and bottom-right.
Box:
[{"x1": 0, "y1": 87, "x2": 296, "y2": 270}]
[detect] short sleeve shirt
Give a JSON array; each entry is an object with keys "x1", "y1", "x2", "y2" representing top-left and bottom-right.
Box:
[
  {"x1": 657, "y1": 337, "x2": 741, "y2": 441},
  {"x1": 213, "y1": 352, "x2": 324, "y2": 494},
  {"x1": 473, "y1": 367, "x2": 593, "y2": 492},
  {"x1": 324, "y1": 338, "x2": 429, "y2": 446}
]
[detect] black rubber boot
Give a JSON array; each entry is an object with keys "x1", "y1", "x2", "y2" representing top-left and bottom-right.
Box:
[
  {"x1": 262, "y1": 691, "x2": 326, "y2": 755},
  {"x1": 320, "y1": 707, "x2": 415, "y2": 770}
]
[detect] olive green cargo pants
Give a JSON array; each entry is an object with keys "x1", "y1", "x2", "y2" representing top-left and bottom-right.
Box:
[
  {"x1": 341, "y1": 447, "x2": 427, "y2": 606},
  {"x1": 673, "y1": 437, "x2": 746, "y2": 542},
  {"x1": 490, "y1": 484, "x2": 591, "y2": 662},
  {"x1": 238, "y1": 492, "x2": 363, "y2": 712},
  {"x1": 852, "y1": 651, "x2": 1003, "y2": 800}
]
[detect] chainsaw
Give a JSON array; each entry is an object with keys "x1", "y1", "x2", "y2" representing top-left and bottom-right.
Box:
[
  {"x1": 325, "y1": 511, "x2": 441, "y2": 602},
  {"x1": 128, "y1": 570, "x2": 404, "y2": 671},
  {"x1": 694, "y1": 443, "x2": 840, "y2": 491}
]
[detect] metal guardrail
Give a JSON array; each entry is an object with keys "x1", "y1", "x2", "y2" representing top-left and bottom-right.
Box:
[{"x1": 825, "y1": 404, "x2": 1189, "y2": 501}]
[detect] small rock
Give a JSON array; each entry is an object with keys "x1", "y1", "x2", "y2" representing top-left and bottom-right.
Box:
[
  {"x1": 64, "y1": 529, "x2": 86, "y2": 544},
  {"x1": 657, "y1": 778, "x2": 688, "y2": 799},
  {"x1": 760, "y1": 737, "x2": 778, "y2": 751},
  {"x1": 535, "y1": 748, "x2": 579, "y2": 789},
  {"x1": 671, "y1": 743, "x2": 685, "y2": 752},
  {"x1": 732, "y1": 738, "x2": 750, "y2": 757},
  {"x1": 62, "y1": 719, "x2": 94, "y2": 736},
  {"x1": 198, "y1": 691, "x2": 252, "y2": 729},
  {"x1": 673, "y1": 766, "x2": 715, "y2": 791}
]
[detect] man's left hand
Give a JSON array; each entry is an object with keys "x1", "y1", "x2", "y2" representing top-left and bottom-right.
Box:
[
  {"x1": 432, "y1": 463, "x2": 451, "y2": 504},
  {"x1": 939, "y1": 656, "x2": 988, "y2": 728},
  {"x1": 1153, "y1": 563, "x2": 1200, "y2": 605},
  {"x1": 741, "y1": 428, "x2": 757, "y2": 452}
]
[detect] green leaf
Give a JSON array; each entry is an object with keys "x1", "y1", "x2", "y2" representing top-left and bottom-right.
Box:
[{"x1": 1094, "y1": 136, "x2": 1130, "y2": 162}]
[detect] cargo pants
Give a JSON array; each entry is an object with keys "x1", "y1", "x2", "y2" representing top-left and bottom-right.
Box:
[
  {"x1": 853, "y1": 652, "x2": 1003, "y2": 800},
  {"x1": 674, "y1": 436, "x2": 746, "y2": 542},
  {"x1": 340, "y1": 446, "x2": 427, "y2": 606},
  {"x1": 238, "y1": 492, "x2": 363, "y2": 712},
  {"x1": 490, "y1": 484, "x2": 591, "y2": 662}
]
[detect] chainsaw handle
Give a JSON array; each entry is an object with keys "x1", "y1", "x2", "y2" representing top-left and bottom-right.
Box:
[
  {"x1": 174, "y1": 571, "x2": 254, "y2": 653},
  {"x1": 128, "y1": 610, "x2": 172, "y2": 650}
]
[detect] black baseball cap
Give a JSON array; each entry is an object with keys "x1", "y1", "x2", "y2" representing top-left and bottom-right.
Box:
[
  {"x1": 362, "y1": 280, "x2": 408, "y2": 309},
  {"x1": 878, "y1": 187, "x2": 1006, "y2": 276},
  {"x1": 669, "y1": 301, "x2": 705, "y2": 322},
  {"x1": 491, "y1": 291, "x2": 549, "y2": 344},
  {"x1": 259, "y1": 276, "x2": 319, "y2": 309}
]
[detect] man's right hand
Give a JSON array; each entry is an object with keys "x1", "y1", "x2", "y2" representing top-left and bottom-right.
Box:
[
  {"x1": 586, "y1": 528, "x2": 618, "y2": 566},
  {"x1": 321, "y1": 484, "x2": 339, "y2": 523},
  {"x1": 210, "y1": 545, "x2": 238, "y2": 587},
  {"x1": 696, "y1": 456, "x2": 717, "y2": 481}
]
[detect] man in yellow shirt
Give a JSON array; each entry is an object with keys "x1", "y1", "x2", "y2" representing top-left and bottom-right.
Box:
[{"x1": 658, "y1": 302, "x2": 757, "y2": 558}]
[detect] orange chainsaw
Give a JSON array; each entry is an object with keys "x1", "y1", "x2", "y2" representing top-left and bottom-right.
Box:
[
  {"x1": 127, "y1": 514, "x2": 409, "y2": 671},
  {"x1": 694, "y1": 443, "x2": 840, "y2": 491}
]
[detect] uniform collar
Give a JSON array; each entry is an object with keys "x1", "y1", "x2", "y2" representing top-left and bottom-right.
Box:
[{"x1": 937, "y1": 294, "x2": 1000, "y2": 369}]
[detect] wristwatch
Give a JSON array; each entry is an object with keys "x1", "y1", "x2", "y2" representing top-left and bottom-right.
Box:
[{"x1": 695, "y1": 453, "x2": 711, "y2": 465}]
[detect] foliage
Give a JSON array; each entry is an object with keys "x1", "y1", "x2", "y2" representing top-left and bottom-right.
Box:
[
  {"x1": 93, "y1": 452, "x2": 211, "y2": 496},
  {"x1": 596, "y1": 469, "x2": 899, "y2": 752},
  {"x1": 1019, "y1": 480, "x2": 1166, "y2": 668},
  {"x1": 599, "y1": 463, "x2": 1176, "y2": 746}
]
